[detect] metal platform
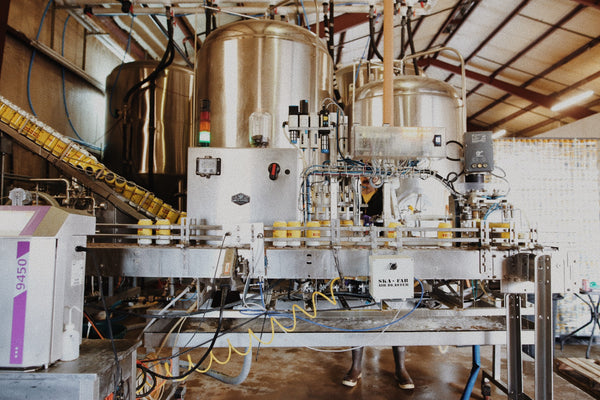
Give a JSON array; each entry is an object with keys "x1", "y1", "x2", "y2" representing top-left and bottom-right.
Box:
[{"x1": 0, "y1": 339, "x2": 140, "y2": 400}]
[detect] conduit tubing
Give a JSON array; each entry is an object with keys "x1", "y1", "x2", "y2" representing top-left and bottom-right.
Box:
[{"x1": 202, "y1": 347, "x2": 252, "y2": 385}]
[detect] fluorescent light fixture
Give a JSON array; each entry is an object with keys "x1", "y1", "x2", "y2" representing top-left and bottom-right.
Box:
[
  {"x1": 551, "y1": 90, "x2": 594, "y2": 112},
  {"x1": 492, "y1": 129, "x2": 507, "y2": 139}
]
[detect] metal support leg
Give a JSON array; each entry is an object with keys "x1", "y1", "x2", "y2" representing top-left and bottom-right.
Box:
[
  {"x1": 481, "y1": 345, "x2": 510, "y2": 396},
  {"x1": 585, "y1": 295, "x2": 600, "y2": 359},
  {"x1": 493, "y1": 345, "x2": 502, "y2": 379},
  {"x1": 506, "y1": 293, "x2": 523, "y2": 400},
  {"x1": 560, "y1": 293, "x2": 600, "y2": 359},
  {"x1": 535, "y1": 255, "x2": 553, "y2": 400}
]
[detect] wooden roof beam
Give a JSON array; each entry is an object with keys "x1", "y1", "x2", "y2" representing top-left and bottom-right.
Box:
[
  {"x1": 421, "y1": 57, "x2": 594, "y2": 120},
  {"x1": 312, "y1": 12, "x2": 369, "y2": 38}
]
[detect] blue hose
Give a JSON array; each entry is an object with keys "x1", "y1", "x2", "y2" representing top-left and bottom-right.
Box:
[
  {"x1": 27, "y1": 0, "x2": 54, "y2": 116},
  {"x1": 61, "y1": 15, "x2": 103, "y2": 152},
  {"x1": 460, "y1": 345, "x2": 481, "y2": 400}
]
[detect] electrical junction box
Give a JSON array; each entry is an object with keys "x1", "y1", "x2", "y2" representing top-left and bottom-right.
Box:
[
  {"x1": 464, "y1": 131, "x2": 494, "y2": 173},
  {"x1": 369, "y1": 255, "x2": 414, "y2": 301},
  {"x1": 0, "y1": 206, "x2": 95, "y2": 368}
]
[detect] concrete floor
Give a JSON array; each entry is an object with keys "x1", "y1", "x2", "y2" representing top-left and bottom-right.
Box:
[{"x1": 173, "y1": 344, "x2": 594, "y2": 399}]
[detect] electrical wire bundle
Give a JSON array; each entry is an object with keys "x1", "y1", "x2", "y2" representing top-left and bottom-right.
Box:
[{"x1": 132, "y1": 277, "x2": 424, "y2": 399}]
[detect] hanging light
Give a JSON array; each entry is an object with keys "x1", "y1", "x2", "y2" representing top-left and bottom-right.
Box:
[{"x1": 551, "y1": 90, "x2": 594, "y2": 112}]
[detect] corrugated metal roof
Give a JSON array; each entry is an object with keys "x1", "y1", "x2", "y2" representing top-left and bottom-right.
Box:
[{"x1": 56, "y1": 0, "x2": 600, "y2": 137}]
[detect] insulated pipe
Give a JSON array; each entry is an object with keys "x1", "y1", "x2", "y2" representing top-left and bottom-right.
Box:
[
  {"x1": 382, "y1": 0, "x2": 394, "y2": 125},
  {"x1": 200, "y1": 347, "x2": 252, "y2": 385}
]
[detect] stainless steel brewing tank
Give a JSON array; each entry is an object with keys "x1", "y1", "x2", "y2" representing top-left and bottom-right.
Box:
[
  {"x1": 104, "y1": 62, "x2": 193, "y2": 205},
  {"x1": 353, "y1": 76, "x2": 463, "y2": 219},
  {"x1": 195, "y1": 20, "x2": 333, "y2": 149},
  {"x1": 335, "y1": 61, "x2": 419, "y2": 108},
  {"x1": 352, "y1": 75, "x2": 462, "y2": 138}
]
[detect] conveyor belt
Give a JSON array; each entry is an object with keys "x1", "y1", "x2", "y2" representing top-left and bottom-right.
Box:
[{"x1": 0, "y1": 95, "x2": 183, "y2": 223}]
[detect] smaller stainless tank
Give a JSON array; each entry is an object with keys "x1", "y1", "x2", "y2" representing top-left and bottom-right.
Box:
[
  {"x1": 335, "y1": 61, "x2": 419, "y2": 108},
  {"x1": 353, "y1": 75, "x2": 462, "y2": 142},
  {"x1": 353, "y1": 75, "x2": 463, "y2": 218},
  {"x1": 104, "y1": 61, "x2": 194, "y2": 205}
]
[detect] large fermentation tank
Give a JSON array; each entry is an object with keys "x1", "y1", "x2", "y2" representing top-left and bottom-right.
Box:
[
  {"x1": 353, "y1": 76, "x2": 463, "y2": 217},
  {"x1": 104, "y1": 61, "x2": 194, "y2": 205},
  {"x1": 195, "y1": 20, "x2": 333, "y2": 149}
]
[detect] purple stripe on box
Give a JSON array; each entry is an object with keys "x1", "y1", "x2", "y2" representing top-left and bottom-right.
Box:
[
  {"x1": 10, "y1": 240, "x2": 29, "y2": 365},
  {"x1": 10, "y1": 291, "x2": 27, "y2": 364},
  {"x1": 16, "y1": 241, "x2": 30, "y2": 259},
  {"x1": 19, "y1": 206, "x2": 50, "y2": 236}
]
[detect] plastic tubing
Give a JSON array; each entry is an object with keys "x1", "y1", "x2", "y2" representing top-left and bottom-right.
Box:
[{"x1": 203, "y1": 347, "x2": 252, "y2": 385}]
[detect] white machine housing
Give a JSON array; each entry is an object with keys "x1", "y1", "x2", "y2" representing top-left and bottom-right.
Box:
[{"x1": 0, "y1": 206, "x2": 95, "y2": 368}]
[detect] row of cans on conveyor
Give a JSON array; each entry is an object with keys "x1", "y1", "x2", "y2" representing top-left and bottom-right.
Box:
[{"x1": 0, "y1": 95, "x2": 182, "y2": 223}]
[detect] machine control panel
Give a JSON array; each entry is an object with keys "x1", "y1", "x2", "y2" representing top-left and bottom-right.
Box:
[
  {"x1": 188, "y1": 148, "x2": 301, "y2": 226},
  {"x1": 464, "y1": 131, "x2": 494, "y2": 173}
]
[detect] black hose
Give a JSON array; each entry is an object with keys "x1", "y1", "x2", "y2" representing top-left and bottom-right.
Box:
[
  {"x1": 136, "y1": 369, "x2": 156, "y2": 398},
  {"x1": 399, "y1": 15, "x2": 406, "y2": 60},
  {"x1": 122, "y1": 7, "x2": 174, "y2": 107},
  {"x1": 368, "y1": 6, "x2": 383, "y2": 61},
  {"x1": 329, "y1": 1, "x2": 342, "y2": 102},
  {"x1": 136, "y1": 368, "x2": 147, "y2": 391},
  {"x1": 328, "y1": 1, "x2": 335, "y2": 56},
  {"x1": 139, "y1": 286, "x2": 229, "y2": 381},
  {"x1": 205, "y1": 2, "x2": 213, "y2": 36},
  {"x1": 406, "y1": 7, "x2": 419, "y2": 74},
  {"x1": 121, "y1": 7, "x2": 174, "y2": 179},
  {"x1": 323, "y1": 3, "x2": 331, "y2": 58}
]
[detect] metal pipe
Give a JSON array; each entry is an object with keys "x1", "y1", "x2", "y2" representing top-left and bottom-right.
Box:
[
  {"x1": 382, "y1": 0, "x2": 393, "y2": 125},
  {"x1": 89, "y1": 5, "x2": 371, "y2": 15},
  {"x1": 30, "y1": 177, "x2": 72, "y2": 205},
  {"x1": 401, "y1": 47, "x2": 467, "y2": 132},
  {"x1": 141, "y1": 284, "x2": 193, "y2": 335},
  {"x1": 34, "y1": 191, "x2": 62, "y2": 207}
]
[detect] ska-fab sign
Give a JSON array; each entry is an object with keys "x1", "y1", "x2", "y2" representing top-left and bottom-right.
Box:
[{"x1": 369, "y1": 256, "x2": 414, "y2": 302}]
